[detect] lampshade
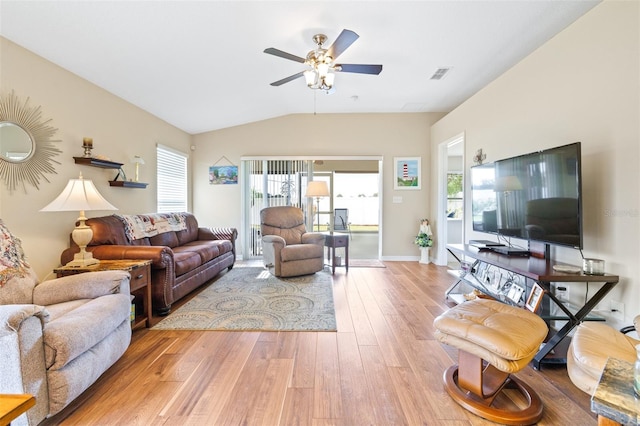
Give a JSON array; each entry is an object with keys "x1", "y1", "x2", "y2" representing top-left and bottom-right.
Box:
[
  {"x1": 306, "y1": 181, "x2": 329, "y2": 198},
  {"x1": 132, "y1": 155, "x2": 145, "y2": 165},
  {"x1": 41, "y1": 175, "x2": 117, "y2": 212},
  {"x1": 41, "y1": 174, "x2": 117, "y2": 267}
]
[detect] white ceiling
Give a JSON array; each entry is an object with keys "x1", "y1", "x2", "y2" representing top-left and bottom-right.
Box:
[{"x1": 0, "y1": 1, "x2": 599, "y2": 135}]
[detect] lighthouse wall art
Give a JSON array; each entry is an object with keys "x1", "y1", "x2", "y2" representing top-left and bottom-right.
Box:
[{"x1": 393, "y1": 157, "x2": 421, "y2": 190}]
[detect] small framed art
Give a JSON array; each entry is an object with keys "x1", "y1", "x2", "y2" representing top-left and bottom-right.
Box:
[
  {"x1": 394, "y1": 157, "x2": 421, "y2": 190},
  {"x1": 525, "y1": 283, "x2": 545, "y2": 312}
]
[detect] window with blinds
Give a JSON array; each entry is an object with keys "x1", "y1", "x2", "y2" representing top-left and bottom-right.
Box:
[{"x1": 157, "y1": 144, "x2": 188, "y2": 213}]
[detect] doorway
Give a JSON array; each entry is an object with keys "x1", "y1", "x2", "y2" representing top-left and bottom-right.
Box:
[
  {"x1": 241, "y1": 156, "x2": 382, "y2": 261},
  {"x1": 436, "y1": 134, "x2": 465, "y2": 266}
]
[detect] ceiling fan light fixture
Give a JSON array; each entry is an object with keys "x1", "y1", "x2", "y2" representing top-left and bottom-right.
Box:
[
  {"x1": 304, "y1": 69, "x2": 317, "y2": 87},
  {"x1": 264, "y1": 29, "x2": 381, "y2": 92},
  {"x1": 317, "y1": 62, "x2": 330, "y2": 78},
  {"x1": 324, "y1": 71, "x2": 335, "y2": 88}
]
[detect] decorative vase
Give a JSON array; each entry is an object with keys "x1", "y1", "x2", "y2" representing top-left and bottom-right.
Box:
[{"x1": 419, "y1": 247, "x2": 430, "y2": 264}]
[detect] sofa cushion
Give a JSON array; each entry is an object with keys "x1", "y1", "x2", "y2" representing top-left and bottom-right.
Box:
[
  {"x1": 180, "y1": 242, "x2": 220, "y2": 263},
  {"x1": 87, "y1": 215, "x2": 131, "y2": 245},
  {"x1": 181, "y1": 240, "x2": 233, "y2": 264},
  {"x1": 172, "y1": 249, "x2": 202, "y2": 276},
  {"x1": 43, "y1": 293, "x2": 131, "y2": 370},
  {"x1": 149, "y1": 231, "x2": 179, "y2": 248},
  {"x1": 175, "y1": 214, "x2": 200, "y2": 245}
]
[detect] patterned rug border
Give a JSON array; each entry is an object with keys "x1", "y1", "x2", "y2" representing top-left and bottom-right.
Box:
[{"x1": 152, "y1": 266, "x2": 336, "y2": 332}]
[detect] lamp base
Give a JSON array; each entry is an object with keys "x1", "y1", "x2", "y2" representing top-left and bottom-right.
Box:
[{"x1": 65, "y1": 250, "x2": 100, "y2": 267}]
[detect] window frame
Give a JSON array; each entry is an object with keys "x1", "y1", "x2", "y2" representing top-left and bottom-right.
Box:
[{"x1": 156, "y1": 144, "x2": 188, "y2": 213}]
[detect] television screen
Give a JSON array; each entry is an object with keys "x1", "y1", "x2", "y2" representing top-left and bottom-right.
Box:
[{"x1": 471, "y1": 142, "x2": 582, "y2": 249}]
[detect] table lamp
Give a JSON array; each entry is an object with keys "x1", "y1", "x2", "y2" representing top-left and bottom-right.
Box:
[
  {"x1": 306, "y1": 180, "x2": 329, "y2": 232},
  {"x1": 41, "y1": 173, "x2": 117, "y2": 267}
]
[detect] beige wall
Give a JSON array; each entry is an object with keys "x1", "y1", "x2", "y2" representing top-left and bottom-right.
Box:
[
  {"x1": 0, "y1": 37, "x2": 192, "y2": 278},
  {"x1": 192, "y1": 112, "x2": 445, "y2": 258},
  {"x1": 431, "y1": 1, "x2": 640, "y2": 326}
]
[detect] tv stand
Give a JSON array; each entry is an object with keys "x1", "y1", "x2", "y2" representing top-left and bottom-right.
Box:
[{"x1": 445, "y1": 244, "x2": 619, "y2": 369}]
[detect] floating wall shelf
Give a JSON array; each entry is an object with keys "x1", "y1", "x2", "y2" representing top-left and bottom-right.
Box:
[
  {"x1": 73, "y1": 156, "x2": 148, "y2": 188},
  {"x1": 109, "y1": 181, "x2": 148, "y2": 188},
  {"x1": 73, "y1": 156, "x2": 123, "y2": 169}
]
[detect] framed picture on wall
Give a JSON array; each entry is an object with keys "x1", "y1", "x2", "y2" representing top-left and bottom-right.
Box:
[
  {"x1": 209, "y1": 165, "x2": 238, "y2": 184},
  {"x1": 394, "y1": 157, "x2": 421, "y2": 190}
]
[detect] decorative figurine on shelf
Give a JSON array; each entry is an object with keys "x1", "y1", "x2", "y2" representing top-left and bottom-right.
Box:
[
  {"x1": 82, "y1": 137, "x2": 93, "y2": 158},
  {"x1": 415, "y1": 219, "x2": 433, "y2": 264},
  {"x1": 132, "y1": 155, "x2": 145, "y2": 182},
  {"x1": 473, "y1": 148, "x2": 486, "y2": 165}
]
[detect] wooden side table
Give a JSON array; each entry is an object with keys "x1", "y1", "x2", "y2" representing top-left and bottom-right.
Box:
[
  {"x1": 323, "y1": 232, "x2": 349, "y2": 274},
  {"x1": 54, "y1": 259, "x2": 152, "y2": 329},
  {"x1": 0, "y1": 394, "x2": 35, "y2": 425}
]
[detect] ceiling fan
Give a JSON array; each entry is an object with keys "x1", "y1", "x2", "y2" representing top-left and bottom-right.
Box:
[{"x1": 264, "y1": 29, "x2": 383, "y2": 93}]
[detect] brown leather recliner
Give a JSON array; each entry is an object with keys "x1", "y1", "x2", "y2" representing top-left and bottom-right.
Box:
[{"x1": 260, "y1": 206, "x2": 325, "y2": 277}]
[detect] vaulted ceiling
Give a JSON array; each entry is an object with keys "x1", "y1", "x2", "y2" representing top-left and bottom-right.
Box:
[{"x1": 0, "y1": 1, "x2": 600, "y2": 134}]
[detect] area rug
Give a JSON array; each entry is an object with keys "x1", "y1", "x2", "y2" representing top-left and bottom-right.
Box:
[{"x1": 152, "y1": 266, "x2": 336, "y2": 331}]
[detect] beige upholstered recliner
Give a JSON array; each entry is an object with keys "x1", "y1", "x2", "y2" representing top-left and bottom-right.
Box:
[
  {"x1": 0, "y1": 220, "x2": 132, "y2": 425},
  {"x1": 567, "y1": 317, "x2": 640, "y2": 395},
  {"x1": 260, "y1": 206, "x2": 325, "y2": 277}
]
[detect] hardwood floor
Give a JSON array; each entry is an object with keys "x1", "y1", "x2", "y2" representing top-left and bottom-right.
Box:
[{"x1": 44, "y1": 261, "x2": 596, "y2": 425}]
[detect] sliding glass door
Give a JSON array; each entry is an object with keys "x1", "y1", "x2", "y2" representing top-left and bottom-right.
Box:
[{"x1": 243, "y1": 159, "x2": 310, "y2": 259}]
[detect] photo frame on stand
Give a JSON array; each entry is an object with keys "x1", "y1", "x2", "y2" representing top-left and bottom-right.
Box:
[{"x1": 525, "y1": 283, "x2": 545, "y2": 312}]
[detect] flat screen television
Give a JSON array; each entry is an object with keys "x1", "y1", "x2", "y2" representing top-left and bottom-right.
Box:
[{"x1": 471, "y1": 142, "x2": 583, "y2": 250}]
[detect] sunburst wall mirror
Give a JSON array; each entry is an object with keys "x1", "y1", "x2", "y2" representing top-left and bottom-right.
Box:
[{"x1": 0, "y1": 91, "x2": 62, "y2": 193}]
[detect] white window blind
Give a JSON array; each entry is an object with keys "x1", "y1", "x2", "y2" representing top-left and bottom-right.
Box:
[{"x1": 157, "y1": 144, "x2": 188, "y2": 213}]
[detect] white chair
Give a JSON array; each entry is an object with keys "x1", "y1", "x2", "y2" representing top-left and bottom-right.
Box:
[{"x1": 333, "y1": 208, "x2": 352, "y2": 239}]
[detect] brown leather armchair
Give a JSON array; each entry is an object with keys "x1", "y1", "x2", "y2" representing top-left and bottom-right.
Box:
[{"x1": 260, "y1": 206, "x2": 325, "y2": 277}]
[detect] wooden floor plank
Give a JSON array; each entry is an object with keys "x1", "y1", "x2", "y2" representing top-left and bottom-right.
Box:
[
  {"x1": 313, "y1": 332, "x2": 343, "y2": 420},
  {"x1": 43, "y1": 261, "x2": 597, "y2": 426},
  {"x1": 335, "y1": 332, "x2": 378, "y2": 425}
]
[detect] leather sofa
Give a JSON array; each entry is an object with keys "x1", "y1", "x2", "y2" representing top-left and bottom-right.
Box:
[{"x1": 61, "y1": 213, "x2": 237, "y2": 315}]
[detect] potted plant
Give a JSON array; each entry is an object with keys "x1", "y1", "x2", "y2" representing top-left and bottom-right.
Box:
[{"x1": 415, "y1": 219, "x2": 433, "y2": 264}]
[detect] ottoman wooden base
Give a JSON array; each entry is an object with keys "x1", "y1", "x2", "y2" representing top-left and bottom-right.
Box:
[{"x1": 444, "y1": 351, "x2": 543, "y2": 425}]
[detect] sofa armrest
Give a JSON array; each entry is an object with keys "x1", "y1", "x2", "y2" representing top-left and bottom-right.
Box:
[
  {"x1": 87, "y1": 245, "x2": 174, "y2": 269},
  {"x1": 263, "y1": 235, "x2": 286, "y2": 247},
  {"x1": 0, "y1": 305, "x2": 49, "y2": 425},
  {"x1": 262, "y1": 235, "x2": 286, "y2": 271},
  {"x1": 302, "y1": 232, "x2": 325, "y2": 245},
  {"x1": 33, "y1": 271, "x2": 131, "y2": 306},
  {"x1": 0, "y1": 304, "x2": 49, "y2": 331}
]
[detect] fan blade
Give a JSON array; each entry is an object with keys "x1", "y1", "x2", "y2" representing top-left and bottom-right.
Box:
[
  {"x1": 336, "y1": 64, "x2": 383, "y2": 75},
  {"x1": 264, "y1": 48, "x2": 306, "y2": 63},
  {"x1": 270, "y1": 71, "x2": 305, "y2": 86},
  {"x1": 326, "y1": 29, "x2": 359, "y2": 61}
]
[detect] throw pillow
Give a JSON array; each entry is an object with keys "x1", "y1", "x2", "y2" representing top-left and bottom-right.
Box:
[{"x1": 0, "y1": 219, "x2": 30, "y2": 288}]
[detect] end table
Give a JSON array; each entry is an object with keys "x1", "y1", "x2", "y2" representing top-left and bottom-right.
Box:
[
  {"x1": 323, "y1": 232, "x2": 349, "y2": 274},
  {"x1": 591, "y1": 357, "x2": 640, "y2": 425},
  {"x1": 54, "y1": 259, "x2": 152, "y2": 329}
]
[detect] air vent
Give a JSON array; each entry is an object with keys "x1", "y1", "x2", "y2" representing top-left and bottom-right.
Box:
[{"x1": 430, "y1": 67, "x2": 451, "y2": 80}]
